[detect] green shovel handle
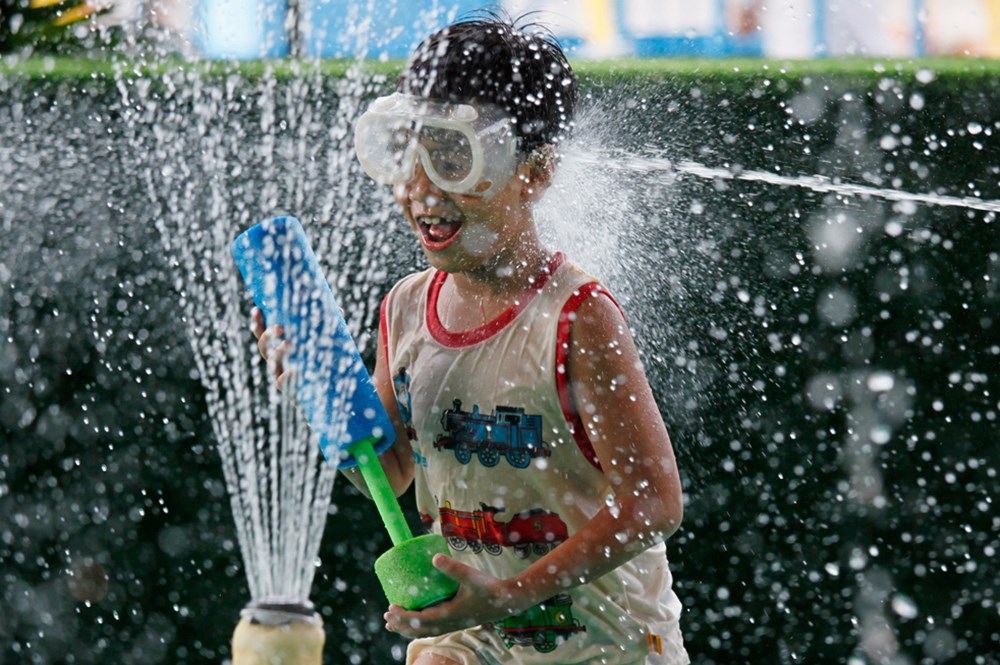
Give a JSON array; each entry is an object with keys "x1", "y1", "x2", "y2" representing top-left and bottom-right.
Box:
[{"x1": 349, "y1": 436, "x2": 413, "y2": 547}]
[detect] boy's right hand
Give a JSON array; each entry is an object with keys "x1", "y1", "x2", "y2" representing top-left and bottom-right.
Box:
[{"x1": 251, "y1": 307, "x2": 294, "y2": 390}]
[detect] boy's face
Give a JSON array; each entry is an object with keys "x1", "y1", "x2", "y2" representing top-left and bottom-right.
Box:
[
  {"x1": 359, "y1": 96, "x2": 549, "y2": 276},
  {"x1": 393, "y1": 157, "x2": 538, "y2": 275}
]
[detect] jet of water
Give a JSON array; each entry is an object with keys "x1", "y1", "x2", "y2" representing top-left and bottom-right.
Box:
[{"x1": 577, "y1": 150, "x2": 1000, "y2": 215}]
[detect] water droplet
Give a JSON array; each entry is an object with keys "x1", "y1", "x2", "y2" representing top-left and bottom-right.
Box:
[
  {"x1": 869, "y1": 425, "x2": 892, "y2": 445},
  {"x1": 867, "y1": 373, "x2": 895, "y2": 392},
  {"x1": 880, "y1": 135, "x2": 899, "y2": 150}
]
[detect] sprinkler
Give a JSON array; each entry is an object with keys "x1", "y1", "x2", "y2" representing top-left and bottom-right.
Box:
[
  {"x1": 230, "y1": 216, "x2": 458, "y2": 661},
  {"x1": 231, "y1": 600, "x2": 324, "y2": 665}
]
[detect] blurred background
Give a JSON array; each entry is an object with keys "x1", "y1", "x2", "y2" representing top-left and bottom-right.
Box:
[{"x1": 2, "y1": 0, "x2": 1000, "y2": 59}]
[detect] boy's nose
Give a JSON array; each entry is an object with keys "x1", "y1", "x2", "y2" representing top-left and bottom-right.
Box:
[{"x1": 407, "y1": 162, "x2": 444, "y2": 204}]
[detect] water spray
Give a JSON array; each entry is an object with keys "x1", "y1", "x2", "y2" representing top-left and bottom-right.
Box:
[
  {"x1": 583, "y1": 150, "x2": 1000, "y2": 214},
  {"x1": 230, "y1": 216, "x2": 458, "y2": 663}
]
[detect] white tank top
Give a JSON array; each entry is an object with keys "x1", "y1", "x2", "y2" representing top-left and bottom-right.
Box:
[{"x1": 381, "y1": 254, "x2": 688, "y2": 665}]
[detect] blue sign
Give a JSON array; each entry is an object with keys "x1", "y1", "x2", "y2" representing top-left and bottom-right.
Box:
[
  {"x1": 195, "y1": 0, "x2": 290, "y2": 59},
  {"x1": 300, "y1": 0, "x2": 485, "y2": 59}
]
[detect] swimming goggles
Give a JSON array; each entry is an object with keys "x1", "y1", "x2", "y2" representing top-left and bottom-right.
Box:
[{"x1": 354, "y1": 93, "x2": 519, "y2": 198}]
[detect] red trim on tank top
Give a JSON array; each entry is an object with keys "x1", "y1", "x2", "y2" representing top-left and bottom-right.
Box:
[
  {"x1": 555, "y1": 282, "x2": 624, "y2": 472},
  {"x1": 379, "y1": 292, "x2": 390, "y2": 367},
  {"x1": 426, "y1": 252, "x2": 566, "y2": 348}
]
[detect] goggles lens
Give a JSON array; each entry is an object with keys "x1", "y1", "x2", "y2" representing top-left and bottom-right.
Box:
[
  {"x1": 387, "y1": 125, "x2": 476, "y2": 184},
  {"x1": 418, "y1": 126, "x2": 476, "y2": 182}
]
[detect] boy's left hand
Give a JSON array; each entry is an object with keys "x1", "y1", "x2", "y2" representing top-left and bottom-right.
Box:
[{"x1": 383, "y1": 554, "x2": 525, "y2": 638}]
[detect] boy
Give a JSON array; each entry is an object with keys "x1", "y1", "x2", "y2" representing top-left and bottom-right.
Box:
[{"x1": 255, "y1": 13, "x2": 688, "y2": 665}]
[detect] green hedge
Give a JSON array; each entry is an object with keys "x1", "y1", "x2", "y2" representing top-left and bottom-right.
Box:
[
  {"x1": 1, "y1": 59, "x2": 997, "y2": 665},
  {"x1": 4, "y1": 54, "x2": 1000, "y2": 83}
]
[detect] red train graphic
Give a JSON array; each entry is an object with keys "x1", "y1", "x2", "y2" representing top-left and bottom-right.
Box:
[
  {"x1": 438, "y1": 502, "x2": 568, "y2": 558},
  {"x1": 433, "y1": 400, "x2": 549, "y2": 469}
]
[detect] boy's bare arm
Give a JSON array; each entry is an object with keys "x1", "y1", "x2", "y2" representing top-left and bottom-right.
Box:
[
  {"x1": 384, "y1": 293, "x2": 683, "y2": 636},
  {"x1": 507, "y1": 291, "x2": 684, "y2": 585},
  {"x1": 564, "y1": 291, "x2": 685, "y2": 545}
]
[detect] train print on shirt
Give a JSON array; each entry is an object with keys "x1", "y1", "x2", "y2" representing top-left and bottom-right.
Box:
[
  {"x1": 495, "y1": 593, "x2": 587, "y2": 654},
  {"x1": 437, "y1": 501, "x2": 568, "y2": 559},
  {"x1": 433, "y1": 399, "x2": 550, "y2": 468}
]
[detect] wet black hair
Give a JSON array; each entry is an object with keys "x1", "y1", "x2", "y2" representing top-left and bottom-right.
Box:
[{"x1": 397, "y1": 10, "x2": 577, "y2": 154}]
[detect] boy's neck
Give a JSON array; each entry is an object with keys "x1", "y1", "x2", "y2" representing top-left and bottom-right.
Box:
[
  {"x1": 437, "y1": 238, "x2": 551, "y2": 332},
  {"x1": 448, "y1": 235, "x2": 550, "y2": 299}
]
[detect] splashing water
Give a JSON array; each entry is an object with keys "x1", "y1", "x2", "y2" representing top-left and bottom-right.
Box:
[
  {"x1": 2, "y1": 57, "x2": 997, "y2": 663},
  {"x1": 536, "y1": 95, "x2": 997, "y2": 665},
  {"x1": 126, "y1": 65, "x2": 394, "y2": 603}
]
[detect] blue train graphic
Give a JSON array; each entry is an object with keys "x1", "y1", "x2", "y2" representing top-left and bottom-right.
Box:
[{"x1": 433, "y1": 399, "x2": 550, "y2": 469}]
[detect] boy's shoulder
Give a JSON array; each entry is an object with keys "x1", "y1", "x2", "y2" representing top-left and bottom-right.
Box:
[
  {"x1": 386, "y1": 267, "x2": 436, "y2": 304},
  {"x1": 556, "y1": 257, "x2": 599, "y2": 284},
  {"x1": 550, "y1": 256, "x2": 606, "y2": 295},
  {"x1": 551, "y1": 257, "x2": 627, "y2": 318}
]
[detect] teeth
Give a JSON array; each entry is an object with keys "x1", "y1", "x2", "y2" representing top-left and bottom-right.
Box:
[{"x1": 421, "y1": 216, "x2": 461, "y2": 227}]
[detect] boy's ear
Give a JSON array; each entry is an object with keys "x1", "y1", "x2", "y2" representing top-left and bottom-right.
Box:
[{"x1": 517, "y1": 145, "x2": 556, "y2": 202}]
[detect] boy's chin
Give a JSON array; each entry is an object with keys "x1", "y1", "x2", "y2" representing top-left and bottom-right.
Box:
[
  {"x1": 421, "y1": 249, "x2": 462, "y2": 270},
  {"x1": 421, "y1": 248, "x2": 485, "y2": 275}
]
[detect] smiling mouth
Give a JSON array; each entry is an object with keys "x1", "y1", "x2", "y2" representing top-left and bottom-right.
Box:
[{"x1": 418, "y1": 215, "x2": 463, "y2": 249}]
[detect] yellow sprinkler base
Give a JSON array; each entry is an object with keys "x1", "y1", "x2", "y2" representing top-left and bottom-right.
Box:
[{"x1": 231, "y1": 600, "x2": 325, "y2": 665}]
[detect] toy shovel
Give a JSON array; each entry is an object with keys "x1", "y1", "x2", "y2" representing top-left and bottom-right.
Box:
[{"x1": 232, "y1": 216, "x2": 458, "y2": 610}]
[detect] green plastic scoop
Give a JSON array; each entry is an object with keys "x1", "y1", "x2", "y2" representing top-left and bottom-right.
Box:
[{"x1": 352, "y1": 437, "x2": 459, "y2": 610}]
